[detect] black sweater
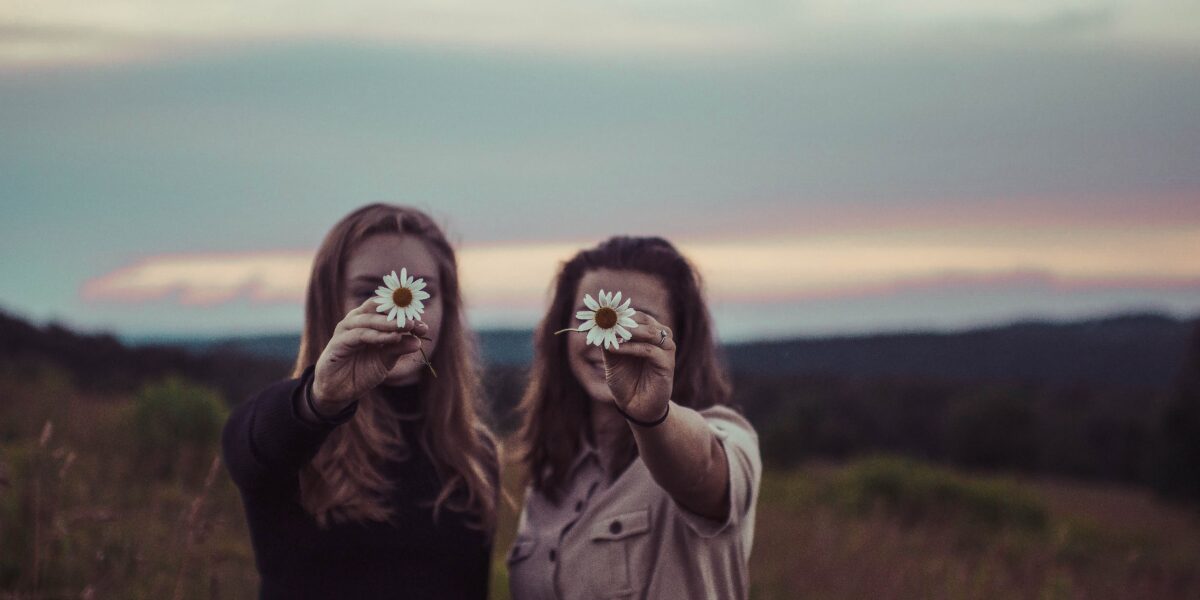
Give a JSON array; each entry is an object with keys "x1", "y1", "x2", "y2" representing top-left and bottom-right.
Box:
[{"x1": 221, "y1": 366, "x2": 491, "y2": 600}]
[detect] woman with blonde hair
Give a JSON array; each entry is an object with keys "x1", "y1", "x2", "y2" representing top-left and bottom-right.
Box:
[
  {"x1": 509, "y1": 236, "x2": 761, "y2": 600},
  {"x1": 222, "y1": 204, "x2": 498, "y2": 599}
]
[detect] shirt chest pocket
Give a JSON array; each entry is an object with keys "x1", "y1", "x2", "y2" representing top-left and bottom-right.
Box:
[
  {"x1": 584, "y1": 508, "x2": 652, "y2": 598},
  {"x1": 507, "y1": 535, "x2": 538, "y2": 566},
  {"x1": 505, "y1": 534, "x2": 540, "y2": 595}
]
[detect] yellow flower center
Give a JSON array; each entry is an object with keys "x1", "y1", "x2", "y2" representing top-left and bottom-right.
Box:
[
  {"x1": 392, "y1": 287, "x2": 413, "y2": 308},
  {"x1": 594, "y1": 307, "x2": 617, "y2": 329}
]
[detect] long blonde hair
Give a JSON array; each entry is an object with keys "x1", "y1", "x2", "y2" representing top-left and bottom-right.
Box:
[{"x1": 294, "y1": 204, "x2": 497, "y2": 531}]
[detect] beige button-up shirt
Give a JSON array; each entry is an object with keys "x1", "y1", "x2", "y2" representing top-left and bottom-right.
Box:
[{"x1": 508, "y1": 405, "x2": 761, "y2": 600}]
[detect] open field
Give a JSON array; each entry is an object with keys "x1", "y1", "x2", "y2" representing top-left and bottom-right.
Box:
[{"x1": 3, "y1": 372, "x2": 1198, "y2": 599}]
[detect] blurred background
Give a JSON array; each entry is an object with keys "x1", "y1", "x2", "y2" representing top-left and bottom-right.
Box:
[{"x1": 2, "y1": 0, "x2": 1199, "y2": 598}]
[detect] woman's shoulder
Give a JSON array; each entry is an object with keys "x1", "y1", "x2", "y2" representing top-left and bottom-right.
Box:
[{"x1": 695, "y1": 404, "x2": 757, "y2": 440}]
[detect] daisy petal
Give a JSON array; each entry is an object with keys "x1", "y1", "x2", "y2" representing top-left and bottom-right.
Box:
[
  {"x1": 618, "y1": 298, "x2": 632, "y2": 311},
  {"x1": 615, "y1": 325, "x2": 632, "y2": 340},
  {"x1": 583, "y1": 294, "x2": 599, "y2": 311},
  {"x1": 612, "y1": 291, "x2": 622, "y2": 307},
  {"x1": 413, "y1": 290, "x2": 431, "y2": 301},
  {"x1": 376, "y1": 302, "x2": 392, "y2": 312},
  {"x1": 617, "y1": 316, "x2": 637, "y2": 328},
  {"x1": 576, "y1": 310, "x2": 596, "y2": 320},
  {"x1": 578, "y1": 320, "x2": 597, "y2": 331},
  {"x1": 387, "y1": 307, "x2": 398, "y2": 321},
  {"x1": 586, "y1": 326, "x2": 602, "y2": 346},
  {"x1": 372, "y1": 297, "x2": 390, "y2": 306},
  {"x1": 410, "y1": 280, "x2": 426, "y2": 291},
  {"x1": 400, "y1": 268, "x2": 408, "y2": 286}
]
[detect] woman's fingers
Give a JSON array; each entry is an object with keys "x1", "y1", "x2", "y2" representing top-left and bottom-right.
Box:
[
  {"x1": 339, "y1": 299, "x2": 425, "y2": 334},
  {"x1": 339, "y1": 328, "x2": 410, "y2": 349},
  {"x1": 410, "y1": 320, "x2": 429, "y2": 339},
  {"x1": 340, "y1": 311, "x2": 425, "y2": 334},
  {"x1": 339, "y1": 327, "x2": 424, "y2": 356},
  {"x1": 338, "y1": 313, "x2": 406, "y2": 333},
  {"x1": 623, "y1": 312, "x2": 674, "y2": 351},
  {"x1": 351, "y1": 297, "x2": 384, "y2": 316},
  {"x1": 604, "y1": 340, "x2": 674, "y2": 370}
]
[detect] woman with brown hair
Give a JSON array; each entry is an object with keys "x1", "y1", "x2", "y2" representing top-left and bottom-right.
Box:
[
  {"x1": 509, "y1": 236, "x2": 762, "y2": 600},
  {"x1": 222, "y1": 204, "x2": 498, "y2": 599}
]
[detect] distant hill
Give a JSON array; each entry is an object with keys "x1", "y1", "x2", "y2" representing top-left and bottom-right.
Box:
[
  {"x1": 7, "y1": 306, "x2": 1199, "y2": 485},
  {"x1": 725, "y1": 313, "x2": 1197, "y2": 391},
  {"x1": 0, "y1": 309, "x2": 292, "y2": 404},
  {"x1": 126, "y1": 329, "x2": 537, "y2": 367},
  {"x1": 123, "y1": 312, "x2": 1197, "y2": 391}
]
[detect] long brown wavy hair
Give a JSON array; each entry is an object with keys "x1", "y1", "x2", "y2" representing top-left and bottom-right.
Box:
[
  {"x1": 518, "y1": 236, "x2": 733, "y2": 502},
  {"x1": 294, "y1": 204, "x2": 497, "y2": 531}
]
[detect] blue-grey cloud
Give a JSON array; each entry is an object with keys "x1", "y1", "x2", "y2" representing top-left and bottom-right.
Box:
[{"x1": 2, "y1": 33, "x2": 1198, "y2": 336}]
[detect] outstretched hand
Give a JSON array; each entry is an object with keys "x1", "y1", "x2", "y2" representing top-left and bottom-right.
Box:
[
  {"x1": 312, "y1": 298, "x2": 428, "y2": 410},
  {"x1": 602, "y1": 312, "x2": 675, "y2": 422}
]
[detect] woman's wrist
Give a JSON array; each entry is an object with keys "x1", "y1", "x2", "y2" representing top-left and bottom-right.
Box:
[
  {"x1": 310, "y1": 375, "x2": 351, "y2": 411},
  {"x1": 302, "y1": 373, "x2": 357, "y2": 425},
  {"x1": 616, "y1": 399, "x2": 671, "y2": 428}
]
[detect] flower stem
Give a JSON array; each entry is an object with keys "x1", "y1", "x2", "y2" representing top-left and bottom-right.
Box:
[{"x1": 417, "y1": 345, "x2": 437, "y2": 378}]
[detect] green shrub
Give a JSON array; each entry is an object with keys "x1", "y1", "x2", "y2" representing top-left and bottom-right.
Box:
[
  {"x1": 829, "y1": 456, "x2": 1048, "y2": 532},
  {"x1": 130, "y1": 377, "x2": 227, "y2": 481}
]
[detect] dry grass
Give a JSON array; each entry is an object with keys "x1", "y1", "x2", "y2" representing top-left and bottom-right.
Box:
[
  {"x1": 752, "y1": 464, "x2": 1200, "y2": 600},
  {"x1": 2, "y1": 373, "x2": 1198, "y2": 599}
]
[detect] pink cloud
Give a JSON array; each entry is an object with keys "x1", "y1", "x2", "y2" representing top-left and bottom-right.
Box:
[
  {"x1": 82, "y1": 250, "x2": 313, "y2": 305},
  {"x1": 751, "y1": 269, "x2": 1200, "y2": 305},
  {"x1": 80, "y1": 234, "x2": 1200, "y2": 312}
]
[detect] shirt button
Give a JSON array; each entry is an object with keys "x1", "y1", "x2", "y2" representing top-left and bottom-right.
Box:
[
  {"x1": 609, "y1": 520, "x2": 622, "y2": 535},
  {"x1": 549, "y1": 549, "x2": 557, "y2": 562}
]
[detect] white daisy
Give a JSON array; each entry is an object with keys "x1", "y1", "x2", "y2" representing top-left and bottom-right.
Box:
[
  {"x1": 568, "y1": 289, "x2": 638, "y2": 350},
  {"x1": 372, "y1": 268, "x2": 430, "y2": 324}
]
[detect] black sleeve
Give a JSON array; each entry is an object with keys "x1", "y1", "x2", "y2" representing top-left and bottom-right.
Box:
[{"x1": 221, "y1": 365, "x2": 358, "y2": 491}]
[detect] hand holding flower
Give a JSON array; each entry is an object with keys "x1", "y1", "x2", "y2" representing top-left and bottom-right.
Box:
[
  {"x1": 557, "y1": 289, "x2": 674, "y2": 423},
  {"x1": 312, "y1": 270, "x2": 435, "y2": 410},
  {"x1": 312, "y1": 297, "x2": 428, "y2": 410},
  {"x1": 602, "y1": 311, "x2": 675, "y2": 423}
]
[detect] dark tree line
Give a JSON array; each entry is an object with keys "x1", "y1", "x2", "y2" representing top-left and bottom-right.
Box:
[{"x1": 5, "y1": 307, "x2": 1197, "y2": 501}]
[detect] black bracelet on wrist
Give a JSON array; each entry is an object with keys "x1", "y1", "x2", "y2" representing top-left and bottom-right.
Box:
[
  {"x1": 304, "y1": 376, "x2": 357, "y2": 425},
  {"x1": 614, "y1": 400, "x2": 670, "y2": 428}
]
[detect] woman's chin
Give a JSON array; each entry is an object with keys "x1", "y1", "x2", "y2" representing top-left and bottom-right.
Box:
[
  {"x1": 586, "y1": 386, "x2": 616, "y2": 404},
  {"x1": 382, "y1": 362, "x2": 421, "y2": 386}
]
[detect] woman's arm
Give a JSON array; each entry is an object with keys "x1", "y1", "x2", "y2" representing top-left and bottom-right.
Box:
[
  {"x1": 602, "y1": 313, "x2": 730, "y2": 520},
  {"x1": 221, "y1": 366, "x2": 353, "y2": 491},
  {"x1": 222, "y1": 298, "x2": 427, "y2": 491},
  {"x1": 627, "y1": 402, "x2": 729, "y2": 519}
]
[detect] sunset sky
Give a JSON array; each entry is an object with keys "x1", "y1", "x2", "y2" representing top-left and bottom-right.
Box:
[{"x1": 2, "y1": 0, "x2": 1198, "y2": 340}]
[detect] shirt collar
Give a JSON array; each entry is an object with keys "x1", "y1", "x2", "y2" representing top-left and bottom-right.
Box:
[{"x1": 567, "y1": 436, "x2": 601, "y2": 476}]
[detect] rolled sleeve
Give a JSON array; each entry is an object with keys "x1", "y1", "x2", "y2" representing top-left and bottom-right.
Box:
[{"x1": 675, "y1": 406, "x2": 762, "y2": 538}]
